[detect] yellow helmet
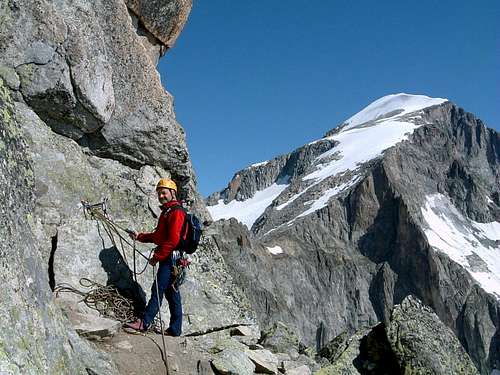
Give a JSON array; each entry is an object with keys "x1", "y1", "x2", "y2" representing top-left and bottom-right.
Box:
[{"x1": 156, "y1": 178, "x2": 177, "y2": 192}]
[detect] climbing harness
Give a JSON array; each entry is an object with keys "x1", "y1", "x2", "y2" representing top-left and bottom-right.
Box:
[{"x1": 171, "y1": 250, "x2": 192, "y2": 292}]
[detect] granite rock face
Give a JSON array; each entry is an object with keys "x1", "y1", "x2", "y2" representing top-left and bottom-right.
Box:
[
  {"x1": 0, "y1": 78, "x2": 118, "y2": 374},
  {"x1": 0, "y1": 0, "x2": 257, "y2": 373},
  {"x1": 208, "y1": 96, "x2": 500, "y2": 374},
  {"x1": 16, "y1": 100, "x2": 254, "y2": 336},
  {"x1": 1, "y1": 0, "x2": 205, "y2": 209}
]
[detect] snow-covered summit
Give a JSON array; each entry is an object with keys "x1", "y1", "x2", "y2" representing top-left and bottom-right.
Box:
[
  {"x1": 208, "y1": 93, "x2": 450, "y2": 229},
  {"x1": 342, "y1": 93, "x2": 448, "y2": 130},
  {"x1": 302, "y1": 93, "x2": 448, "y2": 189}
]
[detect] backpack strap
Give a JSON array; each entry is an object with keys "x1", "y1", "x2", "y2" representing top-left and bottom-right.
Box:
[
  {"x1": 163, "y1": 204, "x2": 189, "y2": 247},
  {"x1": 162, "y1": 204, "x2": 184, "y2": 216}
]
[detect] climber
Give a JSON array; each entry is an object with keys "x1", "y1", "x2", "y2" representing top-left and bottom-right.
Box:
[{"x1": 124, "y1": 178, "x2": 186, "y2": 336}]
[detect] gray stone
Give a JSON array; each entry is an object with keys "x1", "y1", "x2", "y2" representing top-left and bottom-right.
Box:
[
  {"x1": 230, "y1": 325, "x2": 256, "y2": 337},
  {"x1": 114, "y1": 340, "x2": 133, "y2": 351},
  {"x1": 316, "y1": 296, "x2": 480, "y2": 374},
  {"x1": 67, "y1": 309, "x2": 121, "y2": 340},
  {"x1": 211, "y1": 349, "x2": 255, "y2": 375},
  {"x1": 245, "y1": 349, "x2": 279, "y2": 374},
  {"x1": 247, "y1": 343, "x2": 265, "y2": 350},
  {"x1": 1, "y1": 0, "x2": 210, "y2": 216},
  {"x1": 25, "y1": 40, "x2": 56, "y2": 65},
  {"x1": 16, "y1": 56, "x2": 91, "y2": 138},
  {"x1": 233, "y1": 335, "x2": 259, "y2": 347},
  {"x1": 0, "y1": 64, "x2": 20, "y2": 90},
  {"x1": 286, "y1": 365, "x2": 311, "y2": 375},
  {"x1": 0, "y1": 77, "x2": 119, "y2": 375},
  {"x1": 231, "y1": 325, "x2": 260, "y2": 347},
  {"x1": 317, "y1": 330, "x2": 352, "y2": 365},
  {"x1": 260, "y1": 322, "x2": 300, "y2": 354},
  {"x1": 210, "y1": 337, "x2": 249, "y2": 354},
  {"x1": 386, "y1": 295, "x2": 479, "y2": 374},
  {"x1": 275, "y1": 352, "x2": 291, "y2": 364},
  {"x1": 314, "y1": 329, "x2": 370, "y2": 375}
]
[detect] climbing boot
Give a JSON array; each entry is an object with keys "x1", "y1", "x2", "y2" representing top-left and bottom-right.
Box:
[{"x1": 124, "y1": 319, "x2": 145, "y2": 331}]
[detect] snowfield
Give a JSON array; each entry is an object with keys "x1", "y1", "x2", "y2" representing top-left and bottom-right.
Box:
[
  {"x1": 207, "y1": 183, "x2": 288, "y2": 229},
  {"x1": 422, "y1": 194, "x2": 500, "y2": 300},
  {"x1": 266, "y1": 245, "x2": 284, "y2": 255},
  {"x1": 303, "y1": 93, "x2": 447, "y2": 184},
  {"x1": 285, "y1": 93, "x2": 448, "y2": 218}
]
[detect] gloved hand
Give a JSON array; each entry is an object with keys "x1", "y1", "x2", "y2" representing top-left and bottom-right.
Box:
[{"x1": 126, "y1": 229, "x2": 138, "y2": 240}]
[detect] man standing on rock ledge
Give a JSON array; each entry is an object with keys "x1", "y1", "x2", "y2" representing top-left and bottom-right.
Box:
[{"x1": 125, "y1": 178, "x2": 186, "y2": 336}]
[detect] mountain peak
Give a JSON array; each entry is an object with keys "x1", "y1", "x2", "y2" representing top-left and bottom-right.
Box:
[
  {"x1": 342, "y1": 93, "x2": 448, "y2": 130},
  {"x1": 209, "y1": 93, "x2": 452, "y2": 230}
]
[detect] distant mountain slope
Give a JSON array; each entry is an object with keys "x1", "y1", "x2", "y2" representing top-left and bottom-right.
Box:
[
  {"x1": 208, "y1": 93, "x2": 448, "y2": 230},
  {"x1": 207, "y1": 93, "x2": 500, "y2": 374}
]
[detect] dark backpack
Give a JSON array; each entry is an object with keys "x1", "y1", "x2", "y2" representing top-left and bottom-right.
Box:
[{"x1": 168, "y1": 205, "x2": 203, "y2": 254}]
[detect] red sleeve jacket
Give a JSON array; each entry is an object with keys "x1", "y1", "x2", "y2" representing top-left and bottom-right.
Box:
[{"x1": 136, "y1": 200, "x2": 186, "y2": 262}]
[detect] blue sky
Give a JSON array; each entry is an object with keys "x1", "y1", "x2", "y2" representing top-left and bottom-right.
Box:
[{"x1": 158, "y1": 1, "x2": 500, "y2": 197}]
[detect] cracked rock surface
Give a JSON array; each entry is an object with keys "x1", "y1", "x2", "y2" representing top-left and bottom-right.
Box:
[{"x1": 0, "y1": 0, "x2": 254, "y2": 373}]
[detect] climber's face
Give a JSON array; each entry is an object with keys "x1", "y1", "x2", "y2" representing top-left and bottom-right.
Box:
[{"x1": 157, "y1": 187, "x2": 174, "y2": 204}]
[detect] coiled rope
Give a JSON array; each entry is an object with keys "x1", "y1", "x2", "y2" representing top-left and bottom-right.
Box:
[{"x1": 54, "y1": 278, "x2": 136, "y2": 323}]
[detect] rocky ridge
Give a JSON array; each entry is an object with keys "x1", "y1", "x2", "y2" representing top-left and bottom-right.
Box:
[{"x1": 208, "y1": 94, "x2": 500, "y2": 374}]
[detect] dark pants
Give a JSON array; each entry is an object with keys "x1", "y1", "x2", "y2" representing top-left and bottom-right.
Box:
[{"x1": 142, "y1": 257, "x2": 182, "y2": 336}]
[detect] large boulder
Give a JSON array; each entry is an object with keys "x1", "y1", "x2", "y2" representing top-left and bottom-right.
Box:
[
  {"x1": 317, "y1": 296, "x2": 479, "y2": 375},
  {"x1": 245, "y1": 349, "x2": 279, "y2": 374},
  {"x1": 211, "y1": 349, "x2": 256, "y2": 375},
  {"x1": 315, "y1": 329, "x2": 372, "y2": 375},
  {"x1": 126, "y1": 0, "x2": 193, "y2": 47},
  {"x1": 260, "y1": 321, "x2": 300, "y2": 354},
  {"x1": 386, "y1": 295, "x2": 479, "y2": 374}
]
